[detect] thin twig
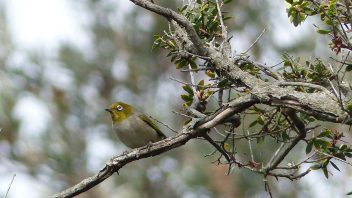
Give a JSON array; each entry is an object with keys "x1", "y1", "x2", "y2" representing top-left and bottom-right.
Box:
[
  {"x1": 267, "y1": 143, "x2": 285, "y2": 167},
  {"x1": 188, "y1": 65, "x2": 197, "y2": 94},
  {"x1": 242, "y1": 28, "x2": 266, "y2": 54},
  {"x1": 180, "y1": 67, "x2": 208, "y2": 72},
  {"x1": 203, "y1": 134, "x2": 231, "y2": 166},
  {"x1": 327, "y1": 63, "x2": 340, "y2": 98},
  {"x1": 218, "y1": 88, "x2": 223, "y2": 106},
  {"x1": 264, "y1": 177, "x2": 273, "y2": 198},
  {"x1": 246, "y1": 130, "x2": 254, "y2": 161},
  {"x1": 4, "y1": 174, "x2": 16, "y2": 198},
  {"x1": 215, "y1": 0, "x2": 227, "y2": 39},
  {"x1": 169, "y1": 76, "x2": 217, "y2": 88},
  {"x1": 172, "y1": 110, "x2": 194, "y2": 118}
]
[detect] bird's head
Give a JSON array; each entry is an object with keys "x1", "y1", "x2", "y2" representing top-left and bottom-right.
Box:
[{"x1": 105, "y1": 102, "x2": 134, "y2": 123}]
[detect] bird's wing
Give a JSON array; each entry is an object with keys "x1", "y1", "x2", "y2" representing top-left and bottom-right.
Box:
[{"x1": 138, "y1": 114, "x2": 167, "y2": 139}]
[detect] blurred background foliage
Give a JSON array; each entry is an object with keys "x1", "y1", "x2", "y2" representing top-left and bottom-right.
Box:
[{"x1": 0, "y1": 0, "x2": 350, "y2": 198}]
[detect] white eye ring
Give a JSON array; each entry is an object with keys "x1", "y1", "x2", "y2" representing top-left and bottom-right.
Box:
[{"x1": 116, "y1": 105, "x2": 123, "y2": 111}]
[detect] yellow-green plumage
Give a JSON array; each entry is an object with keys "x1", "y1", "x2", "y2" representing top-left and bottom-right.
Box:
[{"x1": 106, "y1": 102, "x2": 166, "y2": 148}]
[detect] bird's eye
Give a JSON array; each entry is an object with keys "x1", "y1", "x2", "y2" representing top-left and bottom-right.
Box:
[{"x1": 116, "y1": 105, "x2": 123, "y2": 111}]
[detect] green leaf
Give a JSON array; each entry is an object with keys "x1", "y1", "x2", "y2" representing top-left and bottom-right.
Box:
[
  {"x1": 205, "y1": 70, "x2": 216, "y2": 78},
  {"x1": 180, "y1": 94, "x2": 193, "y2": 102},
  {"x1": 317, "y1": 29, "x2": 331, "y2": 34},
  {"x1": 282, "y1": 132, "x2": 290, "y2": 141},
  {"x1": 310, "y1": 164, "x2": 322, "y2": 170},
  {"x1": 344, "y1": 152, "x2": 352, "y2": 158},
  {"x1": 217, "y1": 79, "x2": 229, "y2": 88},
  {"x1": 292, "y1": 13, "x2": 301, "y2": 26},
  {"x1": 334, "y1": 153, "x2": 346, "y2": 160},
  {"x1": 249, "y1": 120, "x2": 258, "y2": 128},
  {"x1": 346, "y1": 103, "x2": 352, "y2": 111},
  {"x1": 178, "y1": 5, "x2": 188, "y2": 12},
  {"x1": 330, "y1": 161, "x2": 340, "y2": 171},
  {"x1": 223, "y1": 0, "x2": 232, "y2": 4},
  {"x1": 256, "y1": 136, "x2": 264, "y2": 145},
  {"x1": 346, "y1": 64, "x2": 352, "y2": 72},
  {"x1": 188, "y1": 59, "x2": 198, "y2": 69},
  {"x1": 198, "y1": 79, "x2": 205, "y2": 86},
  {"x1": 257, "y1": 116, "x2": 265, "y2": 125},
  {"x1": 285, "y1": 0, "x2": 293, "y2": 4},
  {"x1": 223, "y1": 16, "x2": 232, "y2": 21},
  {"x1": 339, "y1": 144, "x2": 348, "y2": 150},
  {"x1": 314, "y1": 138, "x2": 330, "y2": 149},
  {"x1": 318, "y1": 129, "x2": 332, "y2": 138},
  {"x1": 182, "y1": 85, "x2": 194, "y2": 95},
  {"x1": 347, "y1": 191, "x2": 352, "y2": 195},
  {"x1": 167, "y1": 40, "x2": 176, "y2": 48},
  {"x1": 306, "y1": 141, "x2": 313, "y2": 154},
  {"x1": 322, "y1": 167, "x2": 329, "y2": 178},
  {"x1": 176, "y1": 59, "x2": 189, "y2": 69}
]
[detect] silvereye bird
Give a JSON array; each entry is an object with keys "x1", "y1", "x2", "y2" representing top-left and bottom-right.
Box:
[{"x1": 105, "y1": 102, "x2": 166, "y2": 148}]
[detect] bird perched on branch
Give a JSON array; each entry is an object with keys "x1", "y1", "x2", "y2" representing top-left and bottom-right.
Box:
[{"x1": 105, "y1": 102, "x2": 166, "y2": 148}]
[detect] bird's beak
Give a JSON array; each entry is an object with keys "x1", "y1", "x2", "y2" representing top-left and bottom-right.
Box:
[{"x1": 105, "y1": 108, "x2": 112, "y2": 113}]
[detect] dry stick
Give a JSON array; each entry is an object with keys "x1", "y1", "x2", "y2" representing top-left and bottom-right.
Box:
[
  {"x1": 264, "y1": 178, "x2": 273, "y2": 198},
  {"x1": 169, "y1": 76, "x2": 217, "y2": 89},
  {"x1": 246, "y1": 130, "x2": 254, "y2": 161},
  {"x1": 266, "y1": 168, "x2": 312, "y2": 180},
  {"x1": 327, "y1": 63, "x2": 340, "y2": 99},
  {"x1": 344, "y1": 0, "x2": 352, "y2": 26},
  {"x1": 242, "y1": 28, "x2": 266, "y2": 54},
  {"x1": 188, "y1": 64, "x2": 197, "y2": 94},
  {"x1": 267, "y1": 143, "x2": 285, "y2": 167},
  {"x1": 203, "y1": 133, "x2": 236, "y2": 176},
  {"x1": 266, "y1": 135, "x2": 302, "y2": 172},
  {"x1": 4, "y1": 174, "x2": 16, "y2": 198},
  {"x1": 218, "y1": 88, "x2": 223, "y2": 106},
  {"x1": 215, "y1": 0, "x2": 227, "y2": 39},
  {"x1": 203, "y1": 133, "x2": 231, "y2": 165}
]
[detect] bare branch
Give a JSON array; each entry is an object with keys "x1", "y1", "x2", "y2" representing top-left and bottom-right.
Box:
[
  {"x1": 4, "y1": 174, "x2": 16, "y2": 198},
  {"x1": 242, "y1": 28, "x2": 266, "y2": 54},
  {"x1": 53, "y1": 95, "x2": 254, "y2": 198}
]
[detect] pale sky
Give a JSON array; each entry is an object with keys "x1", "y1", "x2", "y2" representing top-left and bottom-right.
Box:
[{"x1": 6, "y1": 0, "x2": 88, "y2": 51}]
